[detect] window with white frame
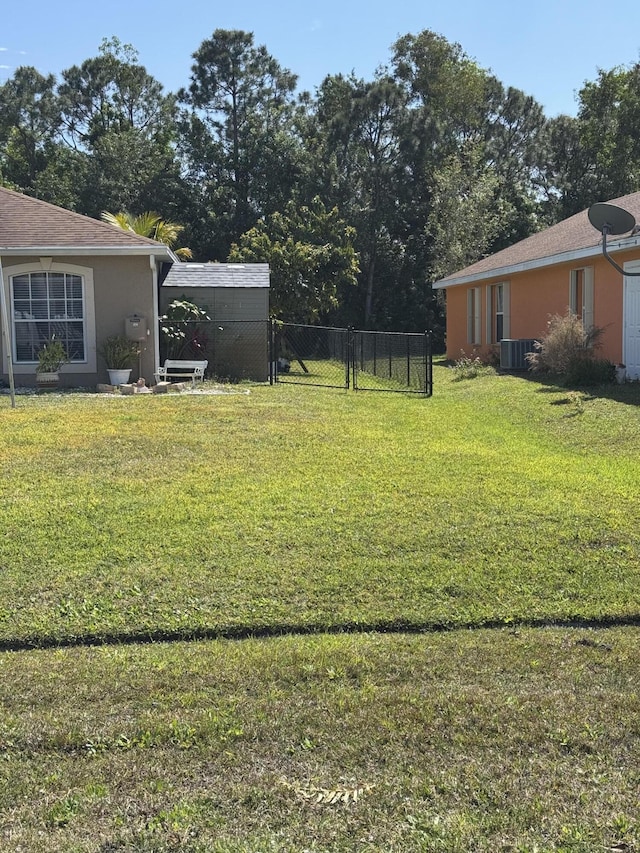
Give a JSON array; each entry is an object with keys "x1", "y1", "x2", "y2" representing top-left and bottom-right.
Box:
[
  {"x1": 485, "y1": 281, "x2": 510, "y2": 344},
  {"x1": 494, "y1": 283, "x2": 504, "y2": 342},
  {"x1": 569, "y1": 266, "x2": 594, "y2": 330},
  {"x1": 467, "y1": 287, "x2": 481, "y2": 345},
  {"x1": 11, "y1": 271, "x2": 86, "y2": 363}
]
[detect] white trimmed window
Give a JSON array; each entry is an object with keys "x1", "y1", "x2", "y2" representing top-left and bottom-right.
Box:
[
  {"x1": 467, "y1": 287, "x2": 481, "y2": 345},
  {"x1": 3, "y1": 261, "x2": 96, "y2": 375},
  {"x1": 486, "y1": 281, "x2": 510, "y2": 343},
  {"x1": 12, "y1": 270, "x2": 86, "y2": 362},
  {"x1": 570, "y1": 266, "x2": 594, "y2": 330}
]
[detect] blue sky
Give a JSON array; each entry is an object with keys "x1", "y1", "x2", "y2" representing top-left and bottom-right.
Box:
[{"x1": 3, "y1": 0, "x2": 640, "y2": 117}]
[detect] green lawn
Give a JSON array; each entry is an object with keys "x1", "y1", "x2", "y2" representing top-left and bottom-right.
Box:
[{"x1": 0, "y1": 368, "x2": 638, "y2": 851}]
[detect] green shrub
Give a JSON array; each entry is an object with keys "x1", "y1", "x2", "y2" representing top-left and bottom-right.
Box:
[
  {"x1": 564, "y1": 356, "x2": 616, "y2": 386},
  {"x1": 36, "y1": 337, "x2": 68, "y2": 373},
  {"x1": 160, "y1": 299, "x2": 211, "y2": 359},
  {"x1": 98, "y1": 335, "x2": 139, "y2": 370},
  {"x1": 451, "y1": 352, "x2": 495, "y2": 381}
]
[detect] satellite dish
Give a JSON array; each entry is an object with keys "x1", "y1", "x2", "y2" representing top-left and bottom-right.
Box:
[
  {"x1": 587, "y1": 201, "x2": 640, "y2": 276},
  {"x1": 588, "y1": 202, "x2": 636, "y2": 235}
]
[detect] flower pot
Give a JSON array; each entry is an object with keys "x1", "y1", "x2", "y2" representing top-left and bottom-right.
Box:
[
  {"x1": 36, "y1": 371, "x2": 59, "y2": 389},
  {"x1": 107, "y1": 368, "x2": 132, "y2": 386}
]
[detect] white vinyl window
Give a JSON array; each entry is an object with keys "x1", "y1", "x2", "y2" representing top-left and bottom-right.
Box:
[
  {"x1": 11, "y1": 271, "x2": 86, "y2": 363},
  {"x1": 467, "y1": 287, "x2": 481, "y2": 345},
  {"x1": 485, "y1": 281, "x2": 510, "y2": 343},
  {"x1": 570, "y1": 266, "x2": 594, "y2": 330}
]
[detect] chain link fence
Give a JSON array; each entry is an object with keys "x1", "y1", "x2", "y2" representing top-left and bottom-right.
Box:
[
  {"x1": 352, "y1": 330, "x2": 432, "y2": 394},
  {"x1": 272, "y1": 322, "x2": 432, "y2": 396},
  {"x1": 271, "y1": 323, "x2": 351, "y2": 388},
  {"x1": 159, "y1": 320, "x2": 269, "y2": 382},
  {"x1": 158, "y1": 318, "x2": 432, "y2": 394}
]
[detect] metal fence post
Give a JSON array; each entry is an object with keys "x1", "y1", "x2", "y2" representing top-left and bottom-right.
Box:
[
  {"x1": 269, "y1": 319, "x2": 274, "y2": 385},
  {"x1": 407, "y1": 334, "x2": 411, "y2": 387},
  {"x1": 425, "y1": 330, "x2": 432, "y2": 397}
]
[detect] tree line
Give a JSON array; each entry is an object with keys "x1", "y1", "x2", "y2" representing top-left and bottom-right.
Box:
[{"x1": 2, "y1": 30, "x2": 639, "y2": 341}]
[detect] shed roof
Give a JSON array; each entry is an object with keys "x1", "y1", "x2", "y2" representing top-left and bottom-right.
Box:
[
  {"x1": 0, "y1": 186, "x2": 173, "y2": 257},
  {"x1": 163, "y1": 262, "x2": 270, "y2": 288},
  {"x1": 434, "y1": 190, "x2": 640, "y2": 288}
]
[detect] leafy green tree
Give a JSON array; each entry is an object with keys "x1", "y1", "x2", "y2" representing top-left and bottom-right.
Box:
[
  {"x1": 58, "y1": 37, "x2": 175, "y2": 147},
  {"x1": 391, "y1": 30, "x2": 545, "y2": 279},
  {"x1": 57, "y1": 37, "x2": 182, "y2": 216},
  {"x1": 0, "y1": 66, "x2": 62, "y2": 193},
  {"x1": 538, "y1": 114, "x2": 594, "y2": 221},
  {"x1": 304, "y1": 73, "x2": 410, "y2": 328},
  {"x1": 179, "y1": 29, "x2": 302, "y2": 259},
  {"x1": 427, "y1": 143, "x2": 501, "y2": 282},
  {"x1": 576, "y1": 65, "x2": 633, "y2": 202},
  {"x1": 392, "y1": 29, "x2": 502, "y2": 152},
  {"x1": 484, "y1": 86, "x2": 547, "y2": 249},
  {"x1": 543, "y1": 63, "x2": 640, "y2": 220},
  {"x1": 228, "y1": 198, "x2": 359, "y2": 322}
]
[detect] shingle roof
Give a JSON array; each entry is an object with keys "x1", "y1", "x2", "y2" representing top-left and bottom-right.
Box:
[
  {"x1": 163, "y1": 262, "x2": 270, "y2": 288},
  {"x1": 0, "y1": 186, "x2": 170, "y2": 253},
  {"x1": 434, "y1": 190, "x2": 640, "y2": 287}
]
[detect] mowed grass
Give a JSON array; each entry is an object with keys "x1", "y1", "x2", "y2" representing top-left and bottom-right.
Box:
[
  {"x1": 1, "y1": 628, "x2": 638, "y2": 852},
  {"x1": 1, "y1": 369, "x2": 639, "y2": 644},
  {"x1": 0, "y1": 368, "x2": 639, "y2": 851}
]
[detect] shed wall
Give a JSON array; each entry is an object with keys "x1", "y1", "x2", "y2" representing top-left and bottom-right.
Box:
[{"x1": 161, "y1": 285, "x2": 269, "y2": 381}]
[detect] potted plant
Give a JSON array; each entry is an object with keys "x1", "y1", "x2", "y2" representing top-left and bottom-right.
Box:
[
  {"x1": 36, "y1": 337, "x2": 68, "y2": 388},
  {"x1": 99, "y1": 335, "x2": 139, "y2": 386}
]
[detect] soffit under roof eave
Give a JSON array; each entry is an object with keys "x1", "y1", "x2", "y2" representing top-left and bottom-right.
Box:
[{"x1": 432, "y1": 237, "x2": 640, "y2": 289}]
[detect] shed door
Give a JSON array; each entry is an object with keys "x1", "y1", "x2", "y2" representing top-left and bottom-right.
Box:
[{"x1": 624, "y1": 262, "x2": 640, "y2": 379}]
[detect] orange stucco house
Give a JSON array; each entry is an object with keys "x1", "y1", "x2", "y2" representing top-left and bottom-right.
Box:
[{"x1": 433, "y1": 191, "x2": 640, "y2": 378}]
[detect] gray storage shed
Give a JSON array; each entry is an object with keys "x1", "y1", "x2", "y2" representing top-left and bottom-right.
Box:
[{"x1": 161, "y1": 262, "x2": 270, "y2": 381}]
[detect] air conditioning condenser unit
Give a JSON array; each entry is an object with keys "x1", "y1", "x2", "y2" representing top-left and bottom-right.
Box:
[{"x1": 500, "y1": 338, "x2": 536, "y2": 370}]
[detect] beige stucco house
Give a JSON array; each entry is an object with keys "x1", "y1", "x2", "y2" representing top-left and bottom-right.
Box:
[
  {"x1": 0, "y1": 188, "x2": 271, "y2": 386},
  {"x1": 0, "y1": 187, "x2": 175, "y2": 387}
]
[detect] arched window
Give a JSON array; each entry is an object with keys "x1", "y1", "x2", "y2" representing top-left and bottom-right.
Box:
[
  {"x1": 12, "y1": 270, "x2": 86, "y2": 362},
  {"x1": 3, "y1": 261, "x2": 96, "y2": 375}
]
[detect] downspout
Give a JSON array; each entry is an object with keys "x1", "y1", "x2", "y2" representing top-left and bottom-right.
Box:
[
  {"x1": 0, "y1": 255, "x2": 16, "y2": 408},
  {"x1": 150, "y1": 255, "x2": 160, "y2": 376}
]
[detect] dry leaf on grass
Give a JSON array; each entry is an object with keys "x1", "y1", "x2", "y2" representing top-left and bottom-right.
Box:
[{"x1": 278, "y1": 776, "x2": 375, "y2": 806}]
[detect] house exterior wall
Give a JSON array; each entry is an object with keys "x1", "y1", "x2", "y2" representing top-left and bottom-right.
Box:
[
  {"x1": 92, "y1": 255, "x2": 157, "y2": 383},
  {"x1": 1, "y1": 253, "x2": 156, "y2": 387},
  {"x1": 443, "y1": 252, "x2": 633, "y2": 365}
]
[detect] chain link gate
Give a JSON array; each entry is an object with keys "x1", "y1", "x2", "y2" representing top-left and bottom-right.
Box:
[
  {"x1": 352, "y1": 329, "x2": 432, "y2": 395},
  {"x1": 271, "y1": 322, "x2": 432, "y2": 396},
  {"x1": 270, "y1": 323, "x2": 351, "y2": 389}
]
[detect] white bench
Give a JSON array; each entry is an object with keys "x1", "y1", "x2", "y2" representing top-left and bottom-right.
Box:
[{"x1": 154, "y1": 359, "x2": 208, "y2": 387}]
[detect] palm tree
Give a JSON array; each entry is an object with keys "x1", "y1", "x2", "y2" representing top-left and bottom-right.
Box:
[{"x1": 101, "y1": 211, "x2": 193, "y2": 260}]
